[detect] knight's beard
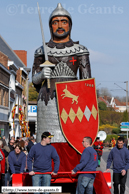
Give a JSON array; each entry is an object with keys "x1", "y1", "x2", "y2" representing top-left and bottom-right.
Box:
[{"x1": 52, "y1": 29, "x2": 70, "y2": 39}]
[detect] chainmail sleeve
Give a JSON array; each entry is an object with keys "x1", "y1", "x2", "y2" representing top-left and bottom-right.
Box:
[
  {"x1": 78, "y1": 54, "x2": 92, "y2": 79},
  {"x1": 32, "y1": 55, "x2": 45, "y2": 93}
]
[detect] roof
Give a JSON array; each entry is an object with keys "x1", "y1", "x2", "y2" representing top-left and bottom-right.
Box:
[
  {"x1": 122, "y1": 102, "x2": 129, "y2": 106},
  {"x1": 0, "y1": 35, "x2": 26, "y2": 68},
  {"x1": 98, "y1": 96, "x2": 111, "y2": 107},
  {"x1": 114, "y1": 98, "x2": 125, "y2": 106},
  {"x1": 98, "y1": 95, "x2": 129, "y2": 112}
]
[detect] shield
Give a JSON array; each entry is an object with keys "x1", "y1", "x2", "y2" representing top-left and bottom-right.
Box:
[{"x1": 56, "y1": 78, "x2": 99, "y2": 154}]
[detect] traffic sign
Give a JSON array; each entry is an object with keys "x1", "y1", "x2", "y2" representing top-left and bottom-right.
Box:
[
  {"x1": 120, "y1": 122, "x2": 129, "y2": 126},
  {"x1": 120, "y1": 126, "x2": 129, "y2": 129},
  {"x1": 121, "y1": 128, "x2": 129, "y2": 131},
  {"x1": 28, "y1": 105, "x2": 37, "y2": 116},
  {"x1": 28, "y1": 105, "x2": 37, "y2": 113}
]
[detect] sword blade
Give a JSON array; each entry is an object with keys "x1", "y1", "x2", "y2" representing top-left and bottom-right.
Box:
[{"x1": 37, "y1": 2, "x2": 48, "y2": 61}]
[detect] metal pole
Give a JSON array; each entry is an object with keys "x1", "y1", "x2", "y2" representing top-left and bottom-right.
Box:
[
  {"x1": 124, "y1": 81, "x2": 128, "y2": 140},
  {"x1": 24, "y1": 68, "x2": 31, "y2": 136},
  {"x1": 26, "y1": 76, "x2": 29, "y2": 135},
  {"x1": 126, "y1": 81, "x2": 128, "y2": 111},
  {"x1": 114, "y1": 82, "x2": 128, "y2": 111},
  {"x1": 126, "y1": 81, "x2": 128, "y2": 139}
]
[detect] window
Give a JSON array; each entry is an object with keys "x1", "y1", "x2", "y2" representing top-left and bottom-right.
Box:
[
  {"x1": 0, "y1": 88, "x2": 3, "y2": 105},
  {"x1": 0, "y1": 88, "x2": 9, "y2": 107}
]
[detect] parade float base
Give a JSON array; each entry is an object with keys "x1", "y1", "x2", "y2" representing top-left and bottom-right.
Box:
[
  {"x1": 12, "y1": 171, "x2": 111, "y2": 194},
  {"x1": 12, "y1": 143, "x2": 111, "y2": 193}
]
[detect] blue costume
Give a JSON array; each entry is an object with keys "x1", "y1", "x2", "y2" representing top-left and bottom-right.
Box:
[
  {"x1": 107, "y1": 145, "x2": 129, "y2": 194},
  {"x1": 27, "y1": 143, "x2": 60, "y2": 173},
  {"x1": 27, "y1": 140, "x2": 34, "y2": 153},
  {"x1": 73, "y1": 146, "x2": 98, "y2": 194},
  {"x1": 107, "y1": 146, "x2": 129, "y2": 173},
  {"x1": 8, "y1": 150, "x2": 26, "y2": 174},
  {"x1": 27, "y1": 143, "x2": 60, "y2": 194}
]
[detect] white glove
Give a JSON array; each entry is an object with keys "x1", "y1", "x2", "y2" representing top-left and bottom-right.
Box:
[{"x1": 41, "y1": 67, "x2": 52, "y2": 79}]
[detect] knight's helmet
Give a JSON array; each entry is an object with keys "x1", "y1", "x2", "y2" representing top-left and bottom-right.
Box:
[{"x1": 49, "y1": 3, "x2": 72, "y2": 40}]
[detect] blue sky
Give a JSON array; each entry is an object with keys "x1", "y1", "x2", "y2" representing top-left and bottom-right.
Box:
[{"x1": 1, "y1": 0, "x2": 129, "y2": 97}]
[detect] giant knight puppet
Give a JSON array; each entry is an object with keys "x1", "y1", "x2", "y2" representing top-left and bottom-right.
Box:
[{"x1": 32, "y1": 3, "x2": 92, "y2": 143}]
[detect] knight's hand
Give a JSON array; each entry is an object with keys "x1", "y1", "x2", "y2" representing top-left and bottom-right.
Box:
[{"x1": 41, "y1": 67, "x2": 51, "y2": 79}]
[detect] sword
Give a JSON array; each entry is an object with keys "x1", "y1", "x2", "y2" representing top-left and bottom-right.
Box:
[{"x1": 37, "y1": 2, "x2": 55, "y2": 88}]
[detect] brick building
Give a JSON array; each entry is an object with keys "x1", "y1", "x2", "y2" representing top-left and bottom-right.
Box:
[
  {"x1": 0, "y1": 52, "x2": 11, "y2": 138},
  {"x1": 0, "y1": 35, "x2": 29, "y2": 141}
]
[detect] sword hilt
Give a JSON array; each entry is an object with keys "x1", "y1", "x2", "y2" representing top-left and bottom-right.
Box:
[
  {"x1": 47, "y1": 79, "x2": 50, "y2": 89},
  {"x1": 40, "y1": 60, "x2": 55, "y2": 89}
]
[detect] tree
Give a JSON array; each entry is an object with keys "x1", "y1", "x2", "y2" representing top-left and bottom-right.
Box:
[
  {"x1": 99, "y1": 87, "x2": 112, "y2": 97},
  {"x1": 112, "y1": 128, "x2": 120, "y2": 134},
  {"x1": 98, "y1": 101, "x2": 107, "y2": 110},
  {"x1": 99, "y1": 110, "x2": 123, "y2": 125},
  {"x1": 29, "y1": 82, "x2": 38, "y2": 101},
  {"x1": 122, "y1": 110, "x2": 128, "y2": 122},
  {"x1": 99, "y1": 124, "x2": 118, "y2": 134}
]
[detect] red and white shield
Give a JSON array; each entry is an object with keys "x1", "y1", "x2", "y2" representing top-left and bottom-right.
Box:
[{"x1": 56, "y1": 78, "x2": 99, "y2": 154}]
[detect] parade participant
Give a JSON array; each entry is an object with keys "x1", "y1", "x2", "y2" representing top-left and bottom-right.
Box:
[
  {"x1": 32, "y1": 3, "x2": 92, "y2": 143},
  {"x1": 71, "y1": 137, "x2": 98, "y2": 194},
  {"x1": 24, "y1": 139, "x2": 29, "y2": 154},
  {"x1": 0, "y1": 140, "x2": 5, "y2": 192},
  {"x1": 27, "y1": 132, "x2": 60, "y2": 194},
  {"x1": 2, "y1": 135, "x2": 7, "y2": 146},
  {"x1": 0, "y1": 140, "x2": 10, "y2": 187},
  {"x1": 8, "y1": 143, "x2": 26, "y2": 185},
  {"x1": 106, "y1": 137, "x2": 129, "y2": 194},
  {"x1": 128, "y1": 138, "x2": 129, "y2": 150},
  {"x1": 27, "y1": 136, "x2": 34, "y2": 153},
  {"x1": 93, "y1": 137, "x2": 103, "y2": 167},
  {"x1": 19, "y1": 140, "x2": 25, "y2": 150},
  {"x1": 16, "y1": 137, "x2": 20, "y2": 141},
  {"x1": 3, "y1": 144, "x2": 10, "y2": 186},
  {"x1": 11, "y1": 136, "x2": 15, "y2": 141},
  {"x1": 8, "y1": 139, "x2": 15, "y2": 152},
  {"x1": 111, "y1": 137, "x2": 116, "y2": 148}
]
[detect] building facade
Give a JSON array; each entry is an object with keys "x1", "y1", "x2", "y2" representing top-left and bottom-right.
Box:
[
  {"x1": 0, "y1": 35, "x2": 29, "y2": 141},
  {"x1": 0, "y1": 52, "x2": 11, "y2": 139},
  {"x1": 28, "y1": 101, "x2": 37, "y2": 136}
]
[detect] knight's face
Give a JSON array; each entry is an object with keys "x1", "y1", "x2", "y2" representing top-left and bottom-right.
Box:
[{"x1": 51, "y1": 16, "x2": 70, "y2": 40}]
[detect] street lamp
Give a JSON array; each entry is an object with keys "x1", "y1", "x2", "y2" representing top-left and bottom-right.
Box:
[
  {"x1": 114, "y1": 82, "x2": 128, "y2": 111},
  {"x1": 124, "y1": 81, "x2": 128, "y2": 111},
  {"x1": 114, "y1": 82, "x2": 128, "y2": 139},
  {"x1": 96, "y1": 83, "x2": 101, "y2": 98},
  {"x1": 24, "y1": 67, "x2": 31, "y2": 136}
]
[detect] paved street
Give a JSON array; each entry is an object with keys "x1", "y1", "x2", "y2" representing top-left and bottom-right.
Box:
[{"x1": 98, "y1": 148, "x2": 129, "y2": 194}]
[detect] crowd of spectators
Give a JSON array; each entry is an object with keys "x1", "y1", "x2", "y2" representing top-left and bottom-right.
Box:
[{"x1": 0, "y1": 135, "x2": 36, "y2": 188}]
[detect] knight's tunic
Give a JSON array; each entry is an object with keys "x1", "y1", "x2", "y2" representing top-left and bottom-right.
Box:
[{"x1": 32, "y1": 39, "x2": 91, "y2": 142}]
